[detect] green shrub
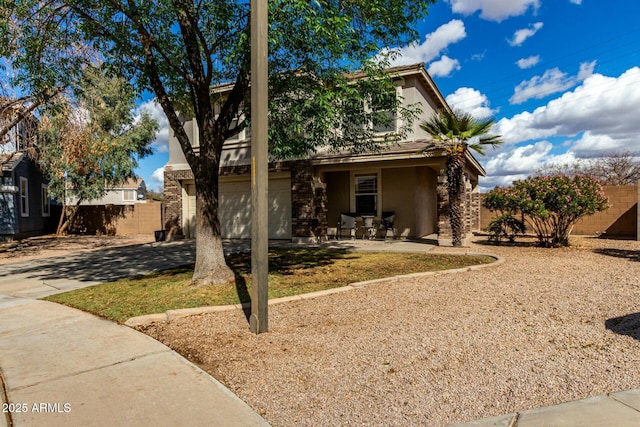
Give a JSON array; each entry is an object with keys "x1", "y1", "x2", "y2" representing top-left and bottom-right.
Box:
[
  {"x1": 487, "y1": 213, "x2": 526, "y2": 243},
  {"x1": 484, "y1": 174, "x2": 608, "y2": 247}
]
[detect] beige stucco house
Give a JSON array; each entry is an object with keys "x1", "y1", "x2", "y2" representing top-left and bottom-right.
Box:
[
  {"x1": 163, "y1": 63, "x2": 486, "y2": 245},
  {"x1": 66, "y1": 178, "x2": 148, "y2": 206}
]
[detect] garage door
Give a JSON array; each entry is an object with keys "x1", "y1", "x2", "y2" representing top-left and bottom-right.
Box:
[
  {"x1": 185, "y1": 183, "x2": 197, "y2": 239},
  {"x1": 218, "y1": 174, "x2": 291, "y2": 239}
]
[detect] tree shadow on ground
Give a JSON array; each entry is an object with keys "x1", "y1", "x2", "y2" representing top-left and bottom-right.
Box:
[
  {"x1": 226, "y1": 248, "x2": 352, "y2": 276},
  {"x1": 593, "y1": 248, "x2": 640, "y2": 262},
  {"x1": 0, "y1": 241, "x2": 197, "y2": 283},
  {"x1": 606, "y1": 313, "x2": 640, "y2": 341}
]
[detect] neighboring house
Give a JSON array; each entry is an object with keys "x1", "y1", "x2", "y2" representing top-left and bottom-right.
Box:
[
  {"x1": 66, "y1": 178, "x2": 148, "y2": 206},
  {"x1": 63, "y1": 178, "x2": 160, "y2": 236},
  {"x1": 0, "y1": 115, "x2": 57, "y2": 241},
  {"x1": 163, "y1": 63, "x2": 486, "y2": 244}
]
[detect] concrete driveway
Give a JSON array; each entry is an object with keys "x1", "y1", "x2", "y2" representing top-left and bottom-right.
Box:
[{"x1": 0, "y1": 240, "x2": 196, "y2": 299}]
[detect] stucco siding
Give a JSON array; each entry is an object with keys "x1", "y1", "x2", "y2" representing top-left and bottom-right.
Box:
[
  {"x1": 401, "y1": 75, "x2": 438, "y2": 140},
  {"x1": 324, "y1": 171, "x2": 350, "y2": 227},
  {"x1": 415, "y1": 166, "x2": 438, "y2": 237},
  {"x1": 382, "y1": 167, "x2": 417, "y2": 238}
]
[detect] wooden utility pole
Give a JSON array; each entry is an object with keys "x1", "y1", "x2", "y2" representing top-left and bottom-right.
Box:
[{"x1": 250, "y1": 0, "x2": 269, "y2": 334}]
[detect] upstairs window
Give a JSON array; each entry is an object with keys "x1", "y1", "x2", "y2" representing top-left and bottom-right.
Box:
[
  {"x1": 371, "y1": 92, "x2": 397, "y2": 133},
  {"x1": 355, "y1": 174, "x2": 377, "y2": 216}
]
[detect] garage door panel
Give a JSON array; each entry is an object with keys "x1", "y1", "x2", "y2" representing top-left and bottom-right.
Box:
[{"x1": 218, "y1": 177, "x2": 291, "y2": 239}]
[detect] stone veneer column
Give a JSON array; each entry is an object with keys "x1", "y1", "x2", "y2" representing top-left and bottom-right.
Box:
[
  {"x1": 436, "y1": 168, "x2": 452, "y2": 245},
  {"x1": 290, "y1": 160, "x2": 327, "y2": 242},
  {"x1": 471, "y1": 191, "x2": 481, "y2": 231},
  {"x1": 163, "y1": 167, "x2": 194, "y2": 239},
  {"x1": 436, "y1": 169, "x2": 476, "y2": 246}
]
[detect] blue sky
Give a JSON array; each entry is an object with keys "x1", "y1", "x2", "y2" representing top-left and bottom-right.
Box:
[{"x1": 136, "y1": 0, "x2": 640, "y2": 191}]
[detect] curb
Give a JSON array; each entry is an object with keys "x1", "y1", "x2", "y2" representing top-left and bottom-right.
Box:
[{"x1": 125, "y1": 252, "x2": 504, "y2": 328}]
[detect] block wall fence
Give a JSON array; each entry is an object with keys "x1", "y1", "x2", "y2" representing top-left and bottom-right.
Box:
[
  {"x1": 68, "y1": 201, "x2": 163, "y2": 236},
  {"x1": 479, "y1": 182, "x2": 639, "y2": 240}
]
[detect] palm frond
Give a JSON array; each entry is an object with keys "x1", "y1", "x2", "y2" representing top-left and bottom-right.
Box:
[{"x1": 419, "y1": 109, "x2": 504, "y2": 156}]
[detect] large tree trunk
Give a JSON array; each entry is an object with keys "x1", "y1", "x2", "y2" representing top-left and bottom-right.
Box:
[
  {"x1": 447, "y1": 153, "x2": 465, "y2": 247},
  {"x1": 189, "y1": 140, "x2": 235, "y2": 287}
]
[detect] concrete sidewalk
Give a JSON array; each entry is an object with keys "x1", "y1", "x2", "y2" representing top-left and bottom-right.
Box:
[
  {"x1": 0, "y1": 295, "x2": 268, "y2": 427},
  {"x1": 450, "y1": 390, "x2": 640, "y2": 427}
]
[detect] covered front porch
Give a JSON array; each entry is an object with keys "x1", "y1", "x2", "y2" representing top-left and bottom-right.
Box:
[{"x1": 293, "y1": 151, "x2": 484, "y2": 245}]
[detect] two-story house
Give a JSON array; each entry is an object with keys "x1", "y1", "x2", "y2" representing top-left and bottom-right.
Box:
[
  {"x1": 163, "y1": 63, "x2": 485, "y2": 245},
  {"x1": 1, "y1": 104, "x2": 57, "y2": 241}
]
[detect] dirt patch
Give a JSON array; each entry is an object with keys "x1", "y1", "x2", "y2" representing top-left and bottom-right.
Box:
[{"x1": 0, "y1": 234, "x2": 154, "y2": 264}]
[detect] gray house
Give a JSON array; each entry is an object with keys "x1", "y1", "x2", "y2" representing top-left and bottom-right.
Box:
[
  {"x1": 0, "y1": 104, "x2": 58, "y2": 241},
  {"x1": 1, "y1": 152, "x2": 57, "y2": 241},
  {"x1": 163, "y1": 63, "x2": 485, "y2": 244}
]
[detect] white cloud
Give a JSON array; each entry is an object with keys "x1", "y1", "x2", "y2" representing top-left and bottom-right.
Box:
[
  {"x1": 510, "y1": 68, "x2": 574, "y2": 104},
  {"x1": 427, "y1": 55, "x2": 461, "y2": 77},
  {"x1": 446, "y1": 87, "x2": 496, "y2": 119},
  {"x1": 516, "y1": 55, "x2": 540, "y2": 69},
  {"x1": 465, "y1": 65, "x2": 640, "y2": 189},
  {"x1": 496, "y1": 67, "x2": 640, "y2": 155},
  {"x1": 508, "y1": 22, "x2": 544, "y2": 47},
  {"x1": 447, "y1": 0, "x2": 540, "y2": 22},
  {"x1": 386, "y1": 19, "x2": 466, "y2": 66},
  {"x1": 569, "y1": 0, "x2": 582, "y2": 4},
  {"x1": 509, "y1": 61, "x2": 596, "y2": 104},
  {"x1": 151, "y1": 167, "x2": 165, "y2": 188},
  {"x1": 480, "y1": 141, "x2": 578, "y2": 190},
  {"x1": 577, "y1": 60, "x2": 597, "y2": 81},
  {"x1": 136, "y1": 100, "x2": 169, "y2": 153},
  {"x1": 569, "y1": 132, "x2": 622, "y2": 157}
]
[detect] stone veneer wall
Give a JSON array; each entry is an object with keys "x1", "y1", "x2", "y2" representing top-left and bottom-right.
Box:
[
  {"x1": 290, "y1": 160, "x2": 327, "y2": 241},
  {"x1": 163, "y1": 168, "x2": 194, "y2": 238},
  {"x1": 436, "y1": 172, "x2": 451, "y2": 242},
  {"x1": 436, "y1": 170, "x2": 480, "y2": 245},
  {"x1": 163, "y1": 160, "x2": 325, "y2": 240}
]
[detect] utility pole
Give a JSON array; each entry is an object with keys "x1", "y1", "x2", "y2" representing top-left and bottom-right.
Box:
[{"x1": 250, "y1": 0, "x2": 269, "y2": 334}]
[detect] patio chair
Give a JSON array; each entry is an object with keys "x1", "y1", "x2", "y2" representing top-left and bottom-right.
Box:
[
  {"x1": 380, "y1": 211, "x2": 395, "y2": 240},
  {"x1": 338, "y1": 213, "x2": 357, "y2": 240},
  {"x1": 361, "y1": 216, "x2": 377, "y2": 240}
]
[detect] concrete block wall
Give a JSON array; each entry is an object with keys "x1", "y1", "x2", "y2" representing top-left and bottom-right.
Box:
[
  {"x1": 69, "y1": 201, "x2": 162, "y2": 236},
  {"x1": 480, "y1": 184, "x2": 639, "y2": 239}
]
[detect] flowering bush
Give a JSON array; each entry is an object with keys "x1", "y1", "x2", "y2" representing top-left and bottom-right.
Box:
[{"x1": 484, "y1": 174, "x2": 608, "y2": 247}]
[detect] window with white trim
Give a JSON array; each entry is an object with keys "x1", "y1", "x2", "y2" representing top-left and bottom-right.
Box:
[
  {"x1": 20, "y1": 177, "x2": 29, "y2": 217},
  {"x1": 123, "y1": 189, "x2": 137, "y2": 202},
  {"x1": 354, "y1": 174, "x2": 378, "y2": 216},
  {"x1": 41, "y1": 184, "x2": 50, "y2": 217}
]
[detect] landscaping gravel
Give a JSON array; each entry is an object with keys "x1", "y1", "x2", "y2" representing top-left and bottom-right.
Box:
[{"x1": 140, "y1": 236, "x2": 640, "y2": 426}]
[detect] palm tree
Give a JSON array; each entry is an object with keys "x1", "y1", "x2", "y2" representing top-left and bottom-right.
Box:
[{"x1": 420, "y1": 110, "x2": 503, "y2": 247}]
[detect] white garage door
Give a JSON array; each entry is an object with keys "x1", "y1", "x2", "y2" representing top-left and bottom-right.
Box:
[
  {"x1": 218, "y1": 174, "x2": 291, "y2": 239},
  {"x1": 184, "y1": 183, "x2": 197, "y2": 239}
]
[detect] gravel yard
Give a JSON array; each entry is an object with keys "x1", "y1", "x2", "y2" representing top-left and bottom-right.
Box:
[{"x1": 141, "y1": 236, "x2": 640, "y2": 426}]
